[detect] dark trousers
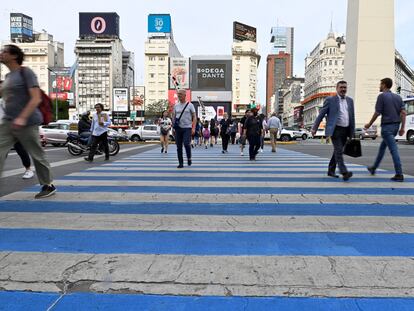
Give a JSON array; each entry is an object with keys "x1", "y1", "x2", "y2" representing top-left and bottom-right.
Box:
[
  {"x1": 175, "y1": 127, "x2": 192, "y2": 165},
  {"x1": 88, "y1": 132, "x2": 109, "y2": 160},
  {"x1": 230, "y1": 132, "x2": 237, "y2": 144},
  {"x1": 329, "y1": 126, "x2": 349, "y2": 174},
  {"x1": 248, "y1": 134, "x2": 261, "y2": 160},
  {"x1": 221, "y1": 134, "x2": 230, "y2": 151},
  {"x1": 14, "y1": 142, "x2": 31, "y2": 168}
]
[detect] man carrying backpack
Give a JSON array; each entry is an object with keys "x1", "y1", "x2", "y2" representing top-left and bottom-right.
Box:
[{"x1": 0, "y1": 44, "x2": 56, "y2": 199}]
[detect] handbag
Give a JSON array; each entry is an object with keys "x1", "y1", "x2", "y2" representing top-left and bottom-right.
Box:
[
  {"x1": 173, "y1": 102, "x2": 190, "y2": 130},
  {"x1": 344, "y1": 138, "x2": 362, "y2": 158}
]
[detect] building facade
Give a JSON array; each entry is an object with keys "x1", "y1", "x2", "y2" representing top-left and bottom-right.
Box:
[
  {"x1": 395, "y1": 50, "x2": 414, "y2": 99},
  {"x1": 282, "y1": 77, "x2": 305, "y2": 126},
  {"x1": 232, "y1": 40, "x2": 260, "y2": 118},
  {"x1": 303, "y1": 31, "x2": 346, "y2": 128},
  {"x1": 266, "y1": 52, "x2": 292, "y2": 115},
  {"x1": 1, "y1": 31, "x2": 64, "y2": 92},
  {"x1": 270, "y1": 26, "x2": 294, "y2": 76}
]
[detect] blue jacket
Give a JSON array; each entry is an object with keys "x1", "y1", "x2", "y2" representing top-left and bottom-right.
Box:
[{"x1": 312, "y1": 95, "x2": 355, "y2": 138}]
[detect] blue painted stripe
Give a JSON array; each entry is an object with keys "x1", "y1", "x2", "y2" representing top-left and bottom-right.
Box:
[
  {"x1": 60, "y1": 175, "x2": 414, "y2": 183},
  {"x1": 2, "y1": 292, "x2": 414, "y2": 311},
  {"x1": 0, "y1": 229, "x2": 413, "y2": 256},
  {"x1": 86, "y1": 169, "x2": 392, "y2": 175},
  {"x1": 1, "y1": 201, "x2": 413, "y2": 217},
  {"x1": 24, "y1": 185, "x2": 414, "y2": 195}
]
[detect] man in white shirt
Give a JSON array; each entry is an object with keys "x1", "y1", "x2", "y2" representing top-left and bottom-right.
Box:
[
  {"x1": 84, "y1": 103, "x2": 111, "y2": 162},
  {"x1": 267, "y1": 112, "x2": 282, "y2": 153}
]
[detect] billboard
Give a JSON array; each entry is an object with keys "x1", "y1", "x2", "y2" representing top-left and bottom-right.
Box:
[
  {"x1": 148, "y1": 14, "x2": 171, "y2": 33},
  {"x1": 10, "y1": 13, "x2": 33, "y2": 42},
  {"x1": 48, "y1": 67, "x2": 74, "y2": 106},
  {"x1": 79, "y1": 13, "x2": 120, "y2": 38},
  {"x1": 191, "y1": 59, "x2": 232, "y2": 91},
  {"x1": 169, "y1": 58, "x2": 190, "y2": 89},
  {"x1": 192, "y1": 102, "x2": 232, "y2": 121},
  {"x1": 113, "y1": 88, "x2": 129, "y2": 112},
  {"x1": 168, "y1": 90, "x2": 192, "y2": 111},
  {"x1": 233, "y1": 21, "x2": 257, "y2": 42}
]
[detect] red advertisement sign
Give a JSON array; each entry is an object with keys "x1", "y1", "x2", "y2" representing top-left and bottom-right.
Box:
[
  {"x1": 168, "y1": 89, "x2": 191, "y2": 111},
  {"x1": 50, "y1": 93, "x2": 68, "y2": 101}
]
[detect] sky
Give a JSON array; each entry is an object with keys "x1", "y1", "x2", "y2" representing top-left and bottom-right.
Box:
[{"x1": 1, "y1": 0, "x2": 413, "y2": 104}]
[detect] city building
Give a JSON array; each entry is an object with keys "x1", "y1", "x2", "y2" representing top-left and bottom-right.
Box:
[
  {"x1": 270, "y1": 26, "x2": 294, "y2": 76},
  {"x1": 232, "y1": 40, "x2": 260, "y2": 118},
  {"x1": 302, "y1": 30, "x2": 346, "y2": 128},
  {"x1": 266, "y1": 52, "x2": 292, "y2": 115},
  {"x1": 395, "y1": 50, "x2": 414, "y2": 99},
  {"x1": 281, "y1": 77, "x2": 305, "y2": 127},
  {"x1": 122, "y1": 50, "x2": 135, "y2": 90},
  {"x1": 1, "y1": 31, "x2": 64, "y2": 93}
]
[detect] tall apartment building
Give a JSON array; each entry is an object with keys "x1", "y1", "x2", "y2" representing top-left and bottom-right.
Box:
[
  {"x1": 303, "y1": 31, "x2": 346, "y2": 128},
  {"x1": 232, "y1": 40, "x2": 260, "y2": 118},
  {"x1": 1, "y1": 31, "x2": 64, "y2": 92},
  {"x1": 281, "y1": 77, "x2": 305, "y2": 126},
  {"x1": 122, "y1": 50, "x2": 135, "y2": 89},
  {"x1": 270, "y1": 26, "x2": 294, "y2": 76},
  {"x1": 266, "y1": 52, "x2": 292, "y2": 115}
]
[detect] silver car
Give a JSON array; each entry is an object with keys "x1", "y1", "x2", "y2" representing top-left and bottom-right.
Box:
[{"x1": 40, "y1": 122, "x2": 77, "y2": 146}]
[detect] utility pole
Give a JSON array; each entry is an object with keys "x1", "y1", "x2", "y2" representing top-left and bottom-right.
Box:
[
  {"x1": 128, "y1": 66, "x2": 135, "y2": 128},
  {"x1": 48, "y1": 67, "x2": 59, "y2": 121}
]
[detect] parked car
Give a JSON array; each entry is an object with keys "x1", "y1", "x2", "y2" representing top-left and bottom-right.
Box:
[
  {"x1": 355, "y1": 127, "x2": 377, "y2": 140},
  {"x1": 296, "y1": 128, "x2": 311, "y2": 140},
  {"x1": 312, "y1": 128, "x2": 326, "y2": 139},
  {"x1": 126, "y1": 125, "x2": 174, "y2": 142},
  {"x1": 264, "y1": 128, "x2": 302, "y2": 142},
  {"x1": 39, "y1": 121, "x2": 77, "y2": 146},
  {"x1": 107, "y1": 128, "x2": 129, "y2": 142}
]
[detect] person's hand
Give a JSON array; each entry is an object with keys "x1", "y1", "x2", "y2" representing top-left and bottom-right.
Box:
[
  {"x1": 399, "y1": 128, "x2": 405, "y2": 137},
  {"x1": 12, "y1": 116, "x2": 27, "y2": 129},
  {"x1": 191, "y1": 128, "x2": 195, "y2": 136},
  {"x1": 364, "y1": 123, "x2": 371, "y2": 130},
  {"x1": 311, "y1": 129, "x2": 316, "y2": 136}
]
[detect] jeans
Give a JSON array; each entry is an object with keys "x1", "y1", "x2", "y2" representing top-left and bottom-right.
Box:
[
  {"x1": 175, "y1": 127, "x2": 192, "y2": 165},
  {"x1": 329, "y1": 126, "x2": 349, "y2": 174},
  {"x1": 221, "y1": 134, "x2": 230, "y2": 151},
  {"x1": 248, "y1": 134, "x2": 261, "y2": 160},
  {"x1": 373, "y1": 123, "x2": 402, "y2": 175},
  {"x1": 88, "y1": 132, "x2": 109, "y2": 160}
]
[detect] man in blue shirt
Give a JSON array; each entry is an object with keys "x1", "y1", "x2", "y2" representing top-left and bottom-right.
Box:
[
  {"x1": 365, "y1": 78, "x2": 407, "y2": 182},
  {"x1": 84, "y1": 103, "x2": 111, "y2": 162}
]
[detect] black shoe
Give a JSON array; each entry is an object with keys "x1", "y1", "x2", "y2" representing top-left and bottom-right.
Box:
[
  {"x1": 84, "y1": 157, "x2": 93, "y2": 162},
  {"x1": 342, "y1": 171, "x2": 353, "y2": 181},
  {"x1": 177, "y1": 164, "x2": 184, "y2": 169},
  {"x1": 222, "y1": 150, "x2": 225, "y2": 154},
  {"x1": 391, "y1": 174, "x2": 404, "y2": 182},
  {"x1": 188, "y1": 159, "x2": 192, "y2": 166},
  {"x1": 35, "y1": 184, "x2": 56, "y2": 199},
  {"x1": 367, "y1": 166, "x2": 376, "y2": 175},
  {"x1": 327, "y1": 172, "x2": 339, "y2": 178},
  {"x1": 161, "y1": 147, "x2": 164, "y2": 153},
  {"x1": 210, "y1": 143, "x2": 213, "y2": 147},
  {"x1": 104, "y1": 157, "x2": 110, "y2": 161}
]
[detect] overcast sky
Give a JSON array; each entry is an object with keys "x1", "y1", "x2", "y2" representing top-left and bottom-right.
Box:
[{"x1": 1, "y1": 0, "x2": 413, "y2": 103}]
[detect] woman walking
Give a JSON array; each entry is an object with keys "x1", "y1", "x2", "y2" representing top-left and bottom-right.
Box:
[
  {"x1": 220, "y1": 113, "x2": 231, "y2": 153},
  {"x1": 159, "y1": 110, "x2": 172, "y2": 153}
]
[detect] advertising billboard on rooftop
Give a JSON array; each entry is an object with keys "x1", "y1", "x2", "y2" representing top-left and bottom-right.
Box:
[
  {"x1": 79, "y1": 13, "x2": 120, "y2": 38},
  {"x1": 233, "y1": 21, "x2": 257, "y2": 42},
  {"x1": 148, "y1": 14, "x2": 171, "y2": 33},
  {"x1": 10, "y1": 13, "x2": 33, "y2": 42}
]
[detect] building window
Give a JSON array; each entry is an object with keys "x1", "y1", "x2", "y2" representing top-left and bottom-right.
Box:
[{"x1": 149, "y1": 57, "x2": 155, "y2": 61}]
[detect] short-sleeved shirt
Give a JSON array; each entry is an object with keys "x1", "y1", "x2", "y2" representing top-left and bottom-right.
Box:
[
  {"x1": 375, "y1": 91, "x2": 405, "y2": 125},
  {"x1": 1, "y1": 67, "x2": 42, "y2": 126},
  {"x1": 244, "y1": 116, "x2": 262, "y2": 136},
  {"x1": 174, "y1": 102, "x2": 195, "y2": 129},
  {"x1": 159, "y1": 117, "x2": 172, "y2": 131}
]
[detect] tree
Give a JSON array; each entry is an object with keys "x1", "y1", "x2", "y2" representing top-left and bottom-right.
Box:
[{"x1": 145, "y1": 99, "x2": 169, "y2": 121}]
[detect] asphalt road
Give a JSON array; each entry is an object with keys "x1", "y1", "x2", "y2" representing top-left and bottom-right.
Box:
[{"x1": 0, "y1": 143, "x2": 157, "y2": 197}]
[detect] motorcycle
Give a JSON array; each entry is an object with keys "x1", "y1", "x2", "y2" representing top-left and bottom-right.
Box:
[{"x1": 67, "y1": 132, "x2": 120, "y2": 156}]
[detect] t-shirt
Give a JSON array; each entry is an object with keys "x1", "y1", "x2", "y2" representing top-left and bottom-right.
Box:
[
  {"x1": 244, "y1": 116, "x2": 262, "y2": 136},
  {"x1": 375, "y1": 91, "x2": 405, "y2": 125},
  {"x1": 174, "y1": 102, "x2": 195, "y2": 129},
  {"x1": 220, "y1": 118, "x2": 231, "y2": 135},
  {"x1": 159, "y1": 117, "x2": 172, "y2": 131},
  {"x1": 1, "y1": 67, "x2": 42, "y2": 126}
]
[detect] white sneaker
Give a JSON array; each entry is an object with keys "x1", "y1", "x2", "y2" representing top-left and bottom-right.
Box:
[
  {"x1": 260, "y1": 149, "x2": 264, "y2": 153},
  {"x1": 240, "y1": 151, "x2": 244, "y2": 156},
  {"x1": 22, "y1": 169, "x2": 34, "y2": 179}
]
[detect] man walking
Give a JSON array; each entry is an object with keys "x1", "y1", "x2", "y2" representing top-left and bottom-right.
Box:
[
  {"x1": 172, "y1": 89, "x2": 196, "y2": 168},
  {"x1": 364, "y1": 78, "x2": 406, "y2": 182},
  {"x1": 239, "y1": 109, "x2": 249, "y2": 156},
  {"x1": 243, "y1": 108, "x2": 263, "y2": 161},
  {"x1": 84, "y1": 103, "x2": 111, "y2": 162},
  {"x1": 0, "y1": 44, "x2": 56, "y2": 198},
  {"x1": 219, "y1": 112, "x2": 231, "y2": 154},
  {"x1": 267, "y1": 112, "x2": 282, "y2": 153},
  {"x1": 311, "y1": 81, "x2": 355, "y2": 181}
]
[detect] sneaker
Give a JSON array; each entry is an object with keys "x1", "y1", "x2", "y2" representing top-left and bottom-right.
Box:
[
  {"x1": 177, "y1": 164, "x2": 184, "y2": 169},
  {"x1": 222, "y1": 150, "x2": 225, "y2": 154},
  {"x1": 161, "y1": 147, "x2": 164, "y2": 153},
  {"x1": 260, "y1": 149, "x2": 264, "y2": 153},
  {"x1": 35, "y1": 184, "x2": 56, "y2": 199},
  {"x1": 205, "y1": 146, "x2": 208, "y2": 149},
  {"x1": 210, "y1": 143, "x2": 213, "y2": 147},
  {"x1": 84, "y1": 157, "x2": 93, "y2": 162},
  {"x1": 165, "y1": 150, "x2": 168, "y2": 154},
  {"x1": 391, "y1": 174, "x2": 404, "y2": 182},
  {"x1": 342, "y1": 171, "x2": 353, "y2": 181},
  {"x1": 188, "y1": 159, "x2": 192, "y2": 166},
  {"x1": 367, "y1": 166, "x2": 376, "y2": 175},
  {"x1": 22, "y1": 169, "x2": 34, "y2": 179},
  {"x1": 240, "y1": 151, "x2": 244, "y2": 156}
]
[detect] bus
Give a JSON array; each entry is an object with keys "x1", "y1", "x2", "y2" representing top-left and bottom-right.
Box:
[{"x1": 395, "y1": 97, "x2": 414, "y2": 143}]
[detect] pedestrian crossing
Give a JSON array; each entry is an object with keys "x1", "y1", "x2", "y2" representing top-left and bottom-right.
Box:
[{"x1": 1, "y1": 144, "x2": 414, "y2": 310}]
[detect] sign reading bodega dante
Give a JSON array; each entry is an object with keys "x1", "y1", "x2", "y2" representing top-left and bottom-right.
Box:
[{"x1": 197, "y1": 64, "x2": 226, "y2": 89}]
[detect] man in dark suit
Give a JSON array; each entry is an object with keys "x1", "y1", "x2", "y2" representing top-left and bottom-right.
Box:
[{"x1": 311, "y1": 81, "x2": 355, "y2": 181}]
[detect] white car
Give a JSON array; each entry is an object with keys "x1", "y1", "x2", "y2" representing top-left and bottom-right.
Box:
[
  {"x1": 264, "y1": 128, "x2": 302, "y2": 142},
  {"x1": 126, "y1": 125, "x2": 174, "y2": 142},
  {"x1": 312, "y1": 128, "x2": 326, "y2": 139},
  {"x1": 39, "y1": 121, "x2": 77, "y2": 146}
]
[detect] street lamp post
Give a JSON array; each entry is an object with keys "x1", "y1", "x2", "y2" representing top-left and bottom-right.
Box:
[
  {"x1": 128, "y1": 66, "x2": 135, "y2": 128},
  {"x1": 47, "y1": 68, "x2": 58, "y2": 121}
]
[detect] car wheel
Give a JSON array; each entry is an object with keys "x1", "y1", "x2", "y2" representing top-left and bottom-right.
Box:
[
  {"x1": 407, "y1": 131, "x2": 414, "y2": 144},
  {"x1": 302, "y1": 134, "x2": 308, "y2": 140},
  {"x1": 131, "y1": 135, "x2": 141, "y2": 142},
  {"x1": 280, "y1": 135, "x2": 290, "y2": 142},
  {"x1": 372, "y1": 137, "x2": 377, "y2": 140}
]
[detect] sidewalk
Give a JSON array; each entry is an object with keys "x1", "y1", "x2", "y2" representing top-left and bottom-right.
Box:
[{"x1": 1, "y1": 144, "x2": 414, "y2": 310}]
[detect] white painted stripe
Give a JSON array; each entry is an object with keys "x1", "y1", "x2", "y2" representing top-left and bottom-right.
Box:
[
  {"x1": 85, "y1": 167, "x2": 379, "y2": 172},
  {"x1": 53, "y1": 179, "x2": 414, "y2": 189},
  {"x1": 1, "y1": 213, "x2": 412, "y2": 233},
  {"x1": 0, "y1": 252, "x2": 412, "y2": 297},
  {"x1": 1, "y1": 144, "x2": 155, "y2": 179},
  {"x1": 3, "y1": 192, "x2": 413, "y2": 204}
]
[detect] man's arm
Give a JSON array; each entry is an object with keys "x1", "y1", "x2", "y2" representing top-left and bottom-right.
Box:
[
  {"x1": 191, "y1": 112, "x2": 196, "y2": 135},
  {"x1": 364, "y1": 112, "x2": 380, "y2": 130},
  {"x1": 311, "y1": 98, "x2": 330, "y2": 135},
  {"x1": 399, "y1": 109, "x2": 407, "y2": 136},
  {"x1": 13, "y1": 87, "x2": 42, "y2": 128}
]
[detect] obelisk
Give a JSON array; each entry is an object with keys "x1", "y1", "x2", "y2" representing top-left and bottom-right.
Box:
[{"x1": 344, "y1": 0, "x2": 395, "y2": 127}]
